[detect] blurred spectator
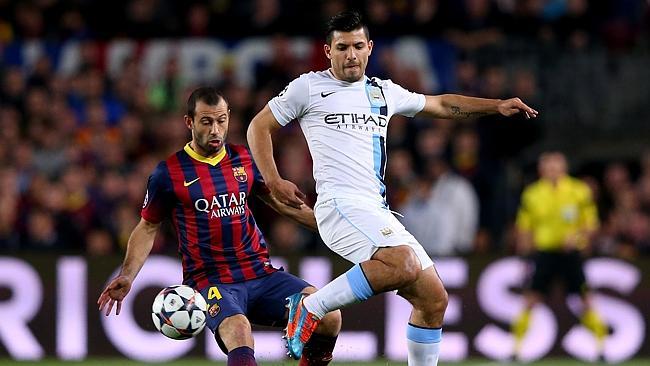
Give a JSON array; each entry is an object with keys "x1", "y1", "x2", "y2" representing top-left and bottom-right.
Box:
[
  {"x1": 365, "y1": 0, "x2": 393, "y2": 37},
  {"x1": 410, "y1": 0, "x2": 446, "y2": 35},
  {"x1": 254, "y1": 35, "x2": 298, "y2": 91},
  {"x1": 553, "y1": 0, "x2": 595, "y2": 50},
  {"x1": 385, "y1": 148, "x2": 417, "y2": 208},
  {"x1": 57, "y1": 5, "x2": 90, "y2": 40},
  {"x1": 400, "y1": 155, "x2": 479, "y2": 256},
  {"x1": 445, "y1": 0, "x2": 505, "y2": 53},
  {"x1": 184, "y1": 2, "x2": 211, "y2": 37},
  {"x1": 86, "y1": 229, "x2": 115, "y2": 256},
  {"x1": 148, "y1": 57, "x2": 182, "y2": 113},
  {"x1": 22, "y1": 209, "x2": 63, "y2": 250},
  {"x1": 13, "y1": 2, "x2": 45, "y2": 39},
  {"x1": 268, "y1": 217, "x2": 310, "y2": 255},
  {"x1": 1, "y1": 67, "x2": 26, "y2": 112},
  {"x1": 504, "y1": 0, "x2": 549, "y2": 41},
  {"x1": 600, "y1": 162, "x2": 633, "y2": 217},
  {"x1": 122, "y1": 0, "x2": 179, "y2": 38},
  {"x1": 454, "y1": 57, "x2": 481, "y2": 95},
  {"x1": 0, "y1": 168, "x2": 20, "y2": 249}
]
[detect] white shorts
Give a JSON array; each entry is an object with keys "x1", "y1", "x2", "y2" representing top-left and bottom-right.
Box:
[{"x1": 314, "y1": 198, "x2": 433, "y2": 270}]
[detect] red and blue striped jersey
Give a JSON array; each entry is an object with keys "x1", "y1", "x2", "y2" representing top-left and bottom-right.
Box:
[{"x1": 141, "y1": 143, "x2": 277, "y2": 288}]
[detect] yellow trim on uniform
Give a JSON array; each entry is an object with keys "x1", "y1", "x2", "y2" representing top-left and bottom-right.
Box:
[{"x1": 184, "y1": 143, "x2": 226, "y2": 166}]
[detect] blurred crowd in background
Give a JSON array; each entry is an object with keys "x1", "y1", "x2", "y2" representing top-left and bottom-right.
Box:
[{"x1": 1, "y1": 0, "x2": 649, "y2": 259}]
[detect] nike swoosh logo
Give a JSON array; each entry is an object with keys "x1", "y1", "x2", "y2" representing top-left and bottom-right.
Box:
[
  {"x1": 183, "y1": 177, "x2": 200, "y2": 187},
  {"x1": 321, "y1": 91, "x2": 336, "y2": 98}
]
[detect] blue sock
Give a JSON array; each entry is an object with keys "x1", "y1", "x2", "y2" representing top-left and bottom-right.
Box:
[
  {"x1": 304, "y1": 264, "x2": 375, "y2": 318},
  {"x1": 345, "y1": 264, "x2": 374, "y2": 301},
  {"x1": 406, "y1": 324, "x2": 442, "y2": 365}
]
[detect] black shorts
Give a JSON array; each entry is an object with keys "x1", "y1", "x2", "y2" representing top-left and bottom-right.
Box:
[{"x1": 526, "y1": 250, "x2": 588, "y2": 295}]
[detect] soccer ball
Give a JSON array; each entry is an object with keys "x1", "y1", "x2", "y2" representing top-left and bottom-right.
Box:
[{"x1": 151, "y1": 285, "x2": 207, "y2": 340}]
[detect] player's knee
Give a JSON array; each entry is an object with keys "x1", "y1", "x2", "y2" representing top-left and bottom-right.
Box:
[
  {"x1": 399, "y1": 264, "x2": 419, "y2": 287},
  {"x1": 317, "y1": 310, "x2": 342, "y2": 336},
  {"x1": 218, "y1": 314, "x2": 253, "y2": 348},
  {"x1": 394, "y1": 247, "x2": 420, "y2": 286}
]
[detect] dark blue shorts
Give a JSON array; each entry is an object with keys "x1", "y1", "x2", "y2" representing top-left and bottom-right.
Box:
[{"x1": 198, "y1": 270, "x2": 310, "y2": 341}]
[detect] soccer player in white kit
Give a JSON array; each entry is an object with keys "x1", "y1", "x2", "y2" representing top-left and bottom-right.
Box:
[{"x1": 247, "y1": 10, "x2": 539, "y2": 365}]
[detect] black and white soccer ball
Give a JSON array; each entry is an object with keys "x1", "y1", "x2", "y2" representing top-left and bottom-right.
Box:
[{"x1": 151, "y1": 285, "x2": 207, "y2": 340}]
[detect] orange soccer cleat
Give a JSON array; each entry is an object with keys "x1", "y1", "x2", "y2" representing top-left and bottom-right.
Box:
[{"x1": 284, "y1": 293, "x2": 321, "y2": 359}]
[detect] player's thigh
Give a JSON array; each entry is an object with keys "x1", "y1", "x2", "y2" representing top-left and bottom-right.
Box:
[
  {"x1": 247, "y1": 271, "x2": 311, "y2": 327},
  {"x1": 198, "y1": 283, "x2": 249, "y2": 353},
  {"x1": 396, "y1": 265, "x2": 447, "y2": 312}
]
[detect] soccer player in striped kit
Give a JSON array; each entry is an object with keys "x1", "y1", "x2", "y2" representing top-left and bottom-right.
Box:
[
  {"x1": 248, "y1": 10, "x2": 538, "y2": 365},
  {"x1": 98, "y1": 87, "x2": 341, "y2": 366}
]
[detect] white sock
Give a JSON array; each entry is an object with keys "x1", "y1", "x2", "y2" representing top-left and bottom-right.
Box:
[
  {"x1": 407, "y1": 324, "x2": 442, "y2": 366},
  {"x1": 303, "y1": 264, "x2": 374, "y2": 319}
]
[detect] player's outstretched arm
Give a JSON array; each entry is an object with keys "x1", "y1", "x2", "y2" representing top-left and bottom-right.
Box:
[
  {"x1": 247, "y1": 105, "x2": 305, "y2": 209},
  {"x1": 256, "y1": 192, "x2": 318, "y2": 231},
  {"x1": 97, "y1": 218, "x2": 160, "y2": 316},
  {"x1": 419, "y1": 94, "x2": 539, "y2": 120}
]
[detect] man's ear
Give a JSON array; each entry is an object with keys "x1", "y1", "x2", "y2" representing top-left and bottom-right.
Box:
[
  {"x1": 184, "y1": 115, "x2": 193, "y2": 130},
  {"x1": 324, "y1": 44, "x2": 332, "y2": 60}
]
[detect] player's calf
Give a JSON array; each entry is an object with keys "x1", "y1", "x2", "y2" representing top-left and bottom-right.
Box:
[
  {"x1": 300, "y1": 333, "x2": 338, "y2": 366},
  {"x1": 398, "y1": 267, "x2": 448, "y2": 327},
  {"x1": 315, "y1": 309, "x2": 342, "y2": 336},
  {"x1": 218, "y1": 315, "x2": 257, "y2": 366},
  {"x1": 218, "y1": 314, "x2": 255, "y2": 350},
  {"x1": 294, "y1": 307, "x2": 340, "y2": 365},
  {"x1": 397, "y1": 267, "x2": 448, "y2": 366}
]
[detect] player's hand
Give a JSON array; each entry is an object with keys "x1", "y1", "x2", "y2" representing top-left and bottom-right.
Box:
[
  {"x1": 97, "y1": 275, "x2": 133, "y2": 316},
  {"x1": 268, "y1": 178, "x2": 306, "y2": 209},
  {"x1": 497, "y1": 98, "x2": 538, "y2": 119}
]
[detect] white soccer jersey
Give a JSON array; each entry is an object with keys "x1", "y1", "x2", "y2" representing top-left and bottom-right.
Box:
[
  {"x1": 269, "y1": 70, "x2": 425, "y2": 205},
  {"x1": 268, "y1": 69, "x2": 425, "y2": 205}
]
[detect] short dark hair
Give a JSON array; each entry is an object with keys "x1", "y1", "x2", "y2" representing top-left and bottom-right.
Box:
[
  {"x1": 325, "y1": 10, "x2": 369, "y2": 45},
  {"x1": 186, "y1": 87, "x2": 227, "y2": 118}
]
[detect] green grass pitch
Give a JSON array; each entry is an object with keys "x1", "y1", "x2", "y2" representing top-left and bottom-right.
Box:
[{"x1": 1, "y1": 359, "x2": 650, "y2": 366}]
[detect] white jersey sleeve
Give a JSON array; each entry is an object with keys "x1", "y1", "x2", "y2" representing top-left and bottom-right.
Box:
[
  {"x1": 385, "y1": 79, "x2": 425, "y2": 117},
  {"x1": 267, "y1": 73, "x2": 310, "y2": 126}
]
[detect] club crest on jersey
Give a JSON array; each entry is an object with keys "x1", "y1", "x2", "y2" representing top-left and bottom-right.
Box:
[
  {"x1": 366, "y1": 85, "x2": 386, "y2": 108},
  {"x1": 380, "y1": 227, "x2": 394, "y2": 237},
  {"x1": 232, "y1": 166, "x2": 247, "y2": 183},
  {"x1": 208, "y1": 303, "x2": 220, "y2": 317}
]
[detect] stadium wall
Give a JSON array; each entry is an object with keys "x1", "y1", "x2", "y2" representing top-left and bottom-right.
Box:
[{"x1": 0, "y1": 254, "x2": 647, "y2": 363}]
